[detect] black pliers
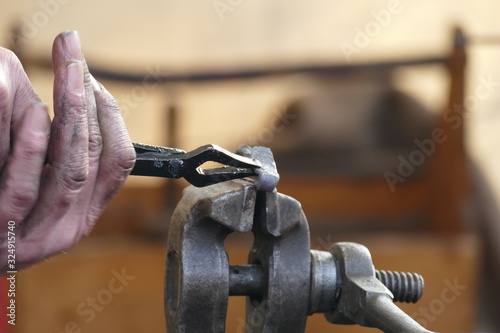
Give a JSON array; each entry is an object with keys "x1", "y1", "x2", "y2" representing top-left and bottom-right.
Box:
[{"x1": 131, "y1": 142, "x2": 262, "y2": 187}]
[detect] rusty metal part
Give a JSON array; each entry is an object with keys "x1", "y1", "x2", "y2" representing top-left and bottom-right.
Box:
[{"x1": 131, "y1": 142, "x2": 263, "y2": 187}]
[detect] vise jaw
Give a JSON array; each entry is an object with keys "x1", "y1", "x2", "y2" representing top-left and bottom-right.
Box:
[{"x1": 165, "y1": 179, "x2": 311, "y2": 332}]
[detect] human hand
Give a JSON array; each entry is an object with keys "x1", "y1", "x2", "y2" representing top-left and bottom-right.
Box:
[{"x1": 0, "y1": 31, "x2": 135, "y2": 274}]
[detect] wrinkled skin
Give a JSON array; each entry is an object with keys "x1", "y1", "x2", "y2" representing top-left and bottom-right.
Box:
[{"x1": 0, "y1": 31, "x2": 136, "y2": 275}]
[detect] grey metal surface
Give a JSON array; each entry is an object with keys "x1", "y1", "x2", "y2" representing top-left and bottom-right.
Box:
[
  {"x1": 376, "y1": 270, "x2": 424, "y2": 303},
  {"x1": 245, "y1": 190, "x2": 311, "y2": 332},
  {"x1": 164, "y1": 178, "x2": 311, "y2": 332},
  {"x1": 165, "y1": 180, "x2": 256, "y2": 332},
  {"x1": 309, "y1": 249, "x2": 339, "y2": 314},
  {"x1": 324, "y1": 242, "x2": 434, "y2": 333},
  {"x1": 164, "y1": 146, "x2": 443, "y2": 333},
  {"x1": 250, "y1": 146, "x2": 280, "y2": 192}
]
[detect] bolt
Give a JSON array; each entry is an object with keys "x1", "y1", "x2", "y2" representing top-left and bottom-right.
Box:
[{"x1": 376, "y1": 270, "x2": 424, "y2": 303}]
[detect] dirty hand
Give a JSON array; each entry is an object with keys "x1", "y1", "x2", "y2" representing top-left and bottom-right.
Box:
[{"x1": 0, "y1": 31, "x2": 135, "y2": 275}]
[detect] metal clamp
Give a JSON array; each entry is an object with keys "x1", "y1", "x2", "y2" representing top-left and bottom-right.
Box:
[{"x1": 164, "y1": 147, "x2": 438, "y2": 333}]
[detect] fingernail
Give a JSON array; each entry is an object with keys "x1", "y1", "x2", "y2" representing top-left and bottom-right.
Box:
[
  {"x1": 29, "y1": 103, "x2": 50, "y2": 134},
  {"x1": 61, "y1": 30, "x2": 82, "y2": 61},
  {"x1": 67, "y1": 61, "x2": 84, "y2": 95}
]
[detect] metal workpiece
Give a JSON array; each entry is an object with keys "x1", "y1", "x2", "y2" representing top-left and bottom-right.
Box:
[
  {"x1": 250, "y1": 147, "x2": 280, "y2": 192},
  {"x1": 236, "y1": 145, "x2": 280, "y2": 192}
]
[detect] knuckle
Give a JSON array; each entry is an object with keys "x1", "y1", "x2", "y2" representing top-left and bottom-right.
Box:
[
  {"x1": 115, "y1": 144, "x2": 136, "y2": 171},
  {"x1": 96, "y1": 145, "x2": 135, "y2": 200},
  {"x1": 18, "y1": 134, "x2": 48, "y2": 157},
  {"x1": 105, "y1": 142, "x2": 136, "y2": 172},
  {"x1": 65, "y1": 105, "x2": 86, "y2": 119},
  {"x1": 1, "y1": 186, "x2": 38, "y2": 222},
  {"x1": 58, "y1": 165, "x2": 89, "y2": 193},
  {"x1": 55, "y1": 103, "x2": 86, "y2": 128},
  {"x1": 8, "y1": 187, "x2": 37, "y2": 212},
  {"x1": 88, "y1": 128, "x2": 103, "y2": 156}
]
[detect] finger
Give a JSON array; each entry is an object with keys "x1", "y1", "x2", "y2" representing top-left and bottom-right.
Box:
[
  {"x1": 48, "y1": 60, "x2": 88, "y2": 179},
  {"x1": 0, "y1": 48, "x2": 42, "y2": 171},
  {"x1": 50, "y1": 31, "x2": 102, "y2": 235},
  {"x1": 53, "y1": 31, "x2": 101, "y2": 182},
  {"x1": 52, "y1": 30, "x2": 83, "y2": 70},
  {"x1": 21, "y1": 61, "x2": 88, "y2": 248},
  {"x1": 0, "y1": 103, "x2": 50, "y2": 223},
  {"x1": 87, "y1": 78, "x2": 135, "y2": 222}
]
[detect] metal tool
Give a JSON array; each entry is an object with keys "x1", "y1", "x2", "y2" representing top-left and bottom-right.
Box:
[
  {"x1": 164, "y1": 146, "x2": 437, "y2": 333},
  {"x1": 131, "y1": 142, "x2": 264, "y2": 188}
]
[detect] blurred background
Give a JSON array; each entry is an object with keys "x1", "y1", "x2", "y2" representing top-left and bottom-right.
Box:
[{"x1": 1, "y1": 0, "x2": 500, "y2": 332}]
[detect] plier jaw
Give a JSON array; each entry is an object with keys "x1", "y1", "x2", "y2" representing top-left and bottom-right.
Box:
[{"x1": 131, "y1": 142, "x2": 262, "y2": 187}]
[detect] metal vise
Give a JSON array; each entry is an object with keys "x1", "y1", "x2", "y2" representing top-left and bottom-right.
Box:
[{"x1": 164, "y1": 148, "x2": 436, "y2": 333}]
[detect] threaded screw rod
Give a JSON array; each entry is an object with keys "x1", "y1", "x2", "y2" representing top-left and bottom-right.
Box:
[{"x1": 376, "y1": 270, "x2": 424, "y2": 303}]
